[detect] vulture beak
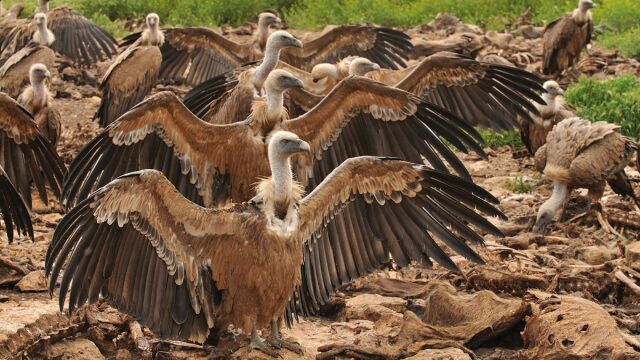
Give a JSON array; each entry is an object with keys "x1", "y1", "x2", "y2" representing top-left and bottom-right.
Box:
[
  {"x1": 556, "y1": 87, "x2": 564, "y2": 96},
  {"x1": 275, "y1": 17, "x2": 283, "y2": 27},
  {"x1": 288, "y1": 77, "x2": 305, "y2": 90},
  {"x1": 290, "y1": 37, "x2": 303, "y2": 49},
  {"x1": 370, "y1": 63, "x2": 381, "y2": 71},
  {"x1": 285, "y1": 139, "x2": 311, "y2": 154},
  {"x1": 589, "y1": 3, "x2": 596, "y2": 8},
  {"x1": 44, "y1": 70, "x2": 51, "y2": 78}
]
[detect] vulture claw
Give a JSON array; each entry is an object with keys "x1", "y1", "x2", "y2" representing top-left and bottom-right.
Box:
[
  {"x1": 267, "y1": 337, "x2": 304, "y2": 355},
  {"x1": 251, "y1": 330, "x2": 281, "y2": 358}
]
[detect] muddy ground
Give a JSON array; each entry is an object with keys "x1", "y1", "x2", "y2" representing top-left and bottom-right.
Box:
[{"x1": 1, "y1": 13, "x2": 640, "y2": 360}]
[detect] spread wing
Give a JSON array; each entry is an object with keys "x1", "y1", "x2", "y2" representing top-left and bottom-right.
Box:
[
  {"x1": 46, "y1": 7, "x2": 118, "y2": 66},
  {"x1": 0, "y1": 19, "x2": 31, "y2": 58},
  {"x1": 95, "y1": 45, "x2": 162, "y2": 127},
  {"x1": 0, "y1": 93, "x2": 65, "y2": 207},
  {"x1": 64, "y1": 91, "x2": 260, "y2": 209},
  {"x1": 281, "y1": 26, "x2": 412, "y2": 70},
  {"x1": 122, "y1": 27, "x2": 253, "y2": 85},
  {"x1": 291, "y1": 157, "x2": 504, "y2": 316},
  {"x1": 284, "y1": 76, "x2": 486, "y2": 180},
  {"x1": 46, "y1": 170, "x2": 247, "y2": 343},
  {"x1": 0, "y1": 166, "x2": 32, "y2": 242},
  {"x1": 394, "y1": 52, "x2": 545, "y2": 131},
  {"x1": 0, "y1": 43, "x2": 55, "y2": 97}
]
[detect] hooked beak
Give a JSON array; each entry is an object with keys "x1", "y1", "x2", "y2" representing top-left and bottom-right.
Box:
[
  {"x1": 589, "y1": 3, "x2": 596, "y2": 9},
  {"x1": 370, "y1": 63, "x2": 381, "y2": 71},
  {"x1": 285, "y1": 139, "x2": 311, "y2": 154},
  {"x1": 290, "y1": 37, "x2": 303, "y2": 49},
  {"x1": 44, "y1": 70, "x2": 51, "y2": 78}
]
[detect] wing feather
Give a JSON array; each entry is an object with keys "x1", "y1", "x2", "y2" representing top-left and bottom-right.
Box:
[{"x1": 0, "y1": 167, "x2": 32, "y2": 242}]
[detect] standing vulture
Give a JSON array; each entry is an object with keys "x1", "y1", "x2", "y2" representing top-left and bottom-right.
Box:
[
  {"x1": 533, "y1": 118, "x2": 638, "y2": 234},
  {"x1": 47, "y1": 131, "x2": 504, "y2": 355},
  {"x1": 18, "y1": 63, "x2": 61, "y2": 147},
  {"x1": 294, "y1": 52, "x2": 545, "y2": 131},
  {"x1": 0, "y1": 92, "x2": 65, "y2": 207},
  {"x1": 543, "y1": 0, "x2": 595, "y2": 76},
  {"x1": 63, "y1": 70, "x2": 483, "y2": 208},
  {"x1": 1, "y1": 0, "x2": 117, "y2": 67},
  {"x1": 0, "y1": 167, "x2": 32, "y2": 243},
  {"x1": 519, "y1": 81, "x2": 575, "y2": 156},
  {"x1": 120, "y1": 20, "x2": 412, "y2": 86}
]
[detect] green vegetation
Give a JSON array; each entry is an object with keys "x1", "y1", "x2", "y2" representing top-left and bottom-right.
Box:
[
  {"x1": 5, "y1": 0, "x2": 638, "y2": 56},
  {"x1": 505, "y1": 176, "x2": 534, "y2": 194},
  {"x1": 566, "y1": 75, "x2": 640, "y2": 138},
  {"x1": 477, "y1": 128, "x2": 524, "y2": 150}
]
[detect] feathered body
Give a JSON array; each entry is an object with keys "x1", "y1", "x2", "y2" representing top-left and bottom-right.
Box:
[{"x1": 17, "y1": 64, "x2": 61, "y2": 146}]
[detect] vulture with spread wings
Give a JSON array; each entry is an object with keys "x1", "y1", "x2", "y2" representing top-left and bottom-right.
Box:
[
  {"x1": 0, "y1": 167, "x2": 32, "y2": 243},
  {"x1": 120, "y1": 22, "x2": 412, "y2": 86},
  {"x1": 0, "y1": 92, "x2": 65, "y2": 208},
  {"x1": 1, "y1": 0, "x2": 117, "y2": 67},
  {"x1": 48, "y1": 131, "x2": 504, "y2": 355}
]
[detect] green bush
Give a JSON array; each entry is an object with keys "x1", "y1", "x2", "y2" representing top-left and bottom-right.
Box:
[
  {"x1": 565, "y1": 75, "x2": 640, "y2": 138},
  {"x1": 477, "y1": 128, "x2": 524, "y2": 150}
]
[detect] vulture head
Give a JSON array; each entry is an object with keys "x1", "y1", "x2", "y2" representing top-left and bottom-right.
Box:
[
  {"x1": 29, "y1": 63, "x2": 51, "y2": 85},
  {"x1": 268, "y1": 131, "x2": 311, "y2": 160},
  {"x1": 265, "y1": 69, "x2": 304, "y2": 93},
  {"x1": 267, "y1": 30, "x2": 303, "y2": 51},
  {"x1": 349, "y1": 58, "x2": 381, "y2": 76},
  {"x1": 579, "y1": 0, "x2": 596, "y2": 11},
  {"x1": 311, "y1": 63, "x2": 340, "y2": 83},
  {"x1": 532, "y1": 203, "x2": 555, "y2": 234},
  {"x1": 258, "y1": 12, "x2": 282, "y2": 29},
  {"x1": 146, "y1": 13, "x2": 160, "y2": 29},
  {"x1": 34, "y1": 13, "x2": 48, "y2": 27}
]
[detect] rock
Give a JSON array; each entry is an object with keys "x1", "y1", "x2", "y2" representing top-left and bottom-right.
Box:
[
  {"x1": 43, "y1": 338, "x2": 105, "y2": 360},
  {"x1": 114, "y1": 349, "x2": 133, "y2": 360},
  {"x1": 576, "y1": 245, "x2": 617, "y2": 265},
  {"x1": 61, "y1": 67, "x2": 82, "y2": 82},
  {"x1": 345, "y1": 294, "x2": 406, "y2": 313},
  {"x1": 15, "y1": 271, "x2": 47, "y2": 292},
  {"x1": 625, "y1": 242, "x2": 640, "y2": 270},
  {"x1": 406, "y1": 348, "x2": 472, "y2": 360}
]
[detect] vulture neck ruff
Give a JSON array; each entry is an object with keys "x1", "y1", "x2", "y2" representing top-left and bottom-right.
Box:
[{"x1": 572, "y1": 8, "x2": 592, "y2": 25}]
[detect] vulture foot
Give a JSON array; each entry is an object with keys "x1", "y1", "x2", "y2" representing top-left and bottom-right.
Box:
[
  {"x1": 251, "y1": 330, "x2": 281, "y2": 358},
  {"x1": 594, "y1": 206, "x2": 625, "y2": 239},
  {"x1": 267, "y1": 337, "x2": 304, "y2": 355}
]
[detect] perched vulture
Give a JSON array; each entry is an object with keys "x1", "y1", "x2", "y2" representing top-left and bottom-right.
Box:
[
  {"x1": 47, "y1": 131, "x2": 504, "y2": 354},
  {"x1": 307, "y1": 57, "x2": 380, "y2": 93},
  {"x1": 0, "y1": 43, "x2": 55, "y2": 97},
  {"x1": 0, "y1": 92, "x2": 65, "y2": 207},
  {"x1": 0, "y1": 167, "x2": 32, "y2": 243},
  {"x1": 181, "y1": 31, "x2": 303, "y2": 125},
  {"x1": 64, "y1": 70, "x2": 483, "y2": 208},
  {"x1": 543, "y1": 0, "x2": 595, "y2": 75},
  {"x1": 519, "y1": 81, "x2": 575, "y2": 156},
  {"x1": 1, "y1": 0, "x2": 117, "y2": 67},
  {"x1": 121, "y1": 21, "x2": 411, "y2": 86},
  {"x1": 302, "y1": 52, "x2": 545, "y2": 131},
  {"x1": 93, "y1": 13, "x2": 164, "y2": 127},
  {"x1": 533, "y1": 118, "x2": 638, "y2": 234},
  {"x1": 18, "y1": 63, "x2": 61, "y2": 147}
]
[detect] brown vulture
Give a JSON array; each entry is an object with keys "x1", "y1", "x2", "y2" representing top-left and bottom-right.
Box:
[
  {"x1": 543, "y1": 0, "x2": 595, "y2": 76},
  {"x1": 0, "y1": 92, "x2": 65, "y2": 207},
  {"x1": 519, "y1": 80, "x2": 575, "y2": 156},
  {"x1": 533, "y1": 118, "x2": 638, "y2": 234},
  {"x1": 0, "y1": 42, "x2": 55, "y2": 97},
  {"x1": 47, "y1": 131, "x2": 503, "y2": 354},
  {"x1": 17, "y1": 63, "x2": 61, "y2": 147},
  {"x1": 291, "y1": 52, "x2": 545, "y2": 131},
  {"x1": 120, "y1": 20, "x2": 412, "y2": 86},
  {"x1": 0, "y1": 167, "x2": 32, "y2": 242},
  {"x1": 1, "y1": 0, "x2": 117, "y2": 67},
  {"x1": 63, "y1": 70, "x2": 484, "y2": 208}
]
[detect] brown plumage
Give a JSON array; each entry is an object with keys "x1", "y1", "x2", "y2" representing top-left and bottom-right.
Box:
[
  {"x1": 0, "y1": 92, "x2": 65, "y2": 207},
  {"x1": 94, "y1": 14, "x2": 164, "y2": 127},
  {"x1": 0, "y1": 166, "x2": 32, "y2": 242},
  {"x1": 17, "y1": 63, "x2": 61, "y2": 147},
  {"x1": 411, "y1": 32, "x2": 484, "y2": 59},
  {"x1": 519, "y1": 80, "x2": 575, "y2": 156},
  {"x1": 47, "y1": 131, "x2": 503, "y2": 351},
  {"x1": 533, "y1": 118, "x2": 638, "y2": 232},
  {"x1": 0, "y1": 3, "x2": 25, "y2": 45},
  {"x1": 122, "y1": 22, "x2": 411, "y2": 86},
  {"x1": 1, "y1": 0, "x2": 117, "y2": 67},
  {"x1": 543, "y1": 0, "x2": 595, "y2": 75},
  {"x1": 0, "y1": 43, "x2": 54, "y2": 97}
]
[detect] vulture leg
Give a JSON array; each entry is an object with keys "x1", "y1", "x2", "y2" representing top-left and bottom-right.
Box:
[
  {"x1": 267, "y1": 318, "x2": 304, "y2": 355},
  {"x1": 588, "y1": 183, "x2": 624, "y2": 237},
  {"x1": 250, "y1": 329, "x2": 280, "y2": 358}
]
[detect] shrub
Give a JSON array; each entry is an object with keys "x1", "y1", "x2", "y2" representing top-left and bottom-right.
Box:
[
  {"x1": 477, "y1": 128, "x2": 524, "y2": 150},
  {"x1": 565, "y1": 75, "x2": 640, "y2": 138}
]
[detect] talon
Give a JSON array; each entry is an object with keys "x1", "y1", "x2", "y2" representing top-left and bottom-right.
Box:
[
  {"x1": 251, "y1": 330, "x2": 281, "y2": 358},
  {"x1": 267, "y1": 337, "x2": 304, "y2": 355}
]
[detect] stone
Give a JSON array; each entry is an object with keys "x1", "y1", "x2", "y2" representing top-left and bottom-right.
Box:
[
  {"x1": 625, "y1": 242, "x2": 640, "y2": 270},
  {"x1": 43, "y1": 338, "x2": 105, "y2": 360},
  {"x1": 406, "y1": 348, "x2": 472, "y2": 360},
  {"x1": 15, "y1": 271, "x2": 47, "y2": 292},
  {"x1": 345, "y1": 294, "x2": 406, "y2": 313}
]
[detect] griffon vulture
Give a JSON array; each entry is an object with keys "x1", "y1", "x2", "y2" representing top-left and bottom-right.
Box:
[
  {"x1": 121, "y1": 20, "x2": 411, "y2": 86},
  {"x1": 0, "y1": 42, "x2": 55, "y2": 97},
  {"x1": 0, "y1": 92, "x2": 65, "y2": 207},
  {"x1": 1, "y1": 0, "x2": 117, "y2": 67},
  {"x1": 0, "y1": 167, "x2": 32, "y2": 243},
  {"x1": 533, "y1": 118, "x2": 638, "y2": 234},
  {"x1": 519, "y1": 81, "x2": 575, "y2": 156},
  {"x1": 543, "y1": 0, "x2": 595, "y2": 76},
  {"x1": 17, "y1": 63, "x2": 61, "y2": 147},
  {"x1": 47, "y1": 132, "x2": 503, "y2": 355},
  {"x1": 294, "y1": 52, "x2": 545, "y2": 131}
]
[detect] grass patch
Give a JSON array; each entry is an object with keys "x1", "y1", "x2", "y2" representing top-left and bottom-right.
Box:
[
  {"x1": 505, "y1": 176, "x2": 534, "y2": 194},
  {"x1": 477, "y1": 128, "x2": 524, "y2": 150},
  {"x1": 565, "y1": 75, "x2": 640, "y2": 138}
]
